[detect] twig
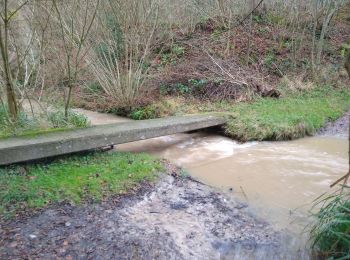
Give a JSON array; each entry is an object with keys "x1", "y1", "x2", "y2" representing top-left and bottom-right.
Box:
[
  {"x1": 240, "y1": 186, "x2": 249, "y2": 201},
  {"x1": 237, "y1": 0, "x2": 264, "y2": 26}
]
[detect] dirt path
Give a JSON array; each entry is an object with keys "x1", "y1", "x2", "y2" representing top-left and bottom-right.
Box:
[{"x1": 0, "y1": 170, "x2": 301, "y2": 259}]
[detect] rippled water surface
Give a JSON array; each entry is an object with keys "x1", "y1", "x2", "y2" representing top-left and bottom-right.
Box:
[
  {"x1": 79, "y1": 109, "x2": 349, "y2": 257},
  {"x1": 119, "y1": 134, "x2": 347, "y2": 230}
]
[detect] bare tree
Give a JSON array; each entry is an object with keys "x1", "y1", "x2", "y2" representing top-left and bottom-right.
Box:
[
  {"x1": 311, "y1": 0, "x2": 346, "y2": 73},
  {"x1": 87, "y1": 0, "x2": 159, "y2": 107},
  {"x1": 0, "y1": 0, "x2": 29, "y2": 120},
  {"x1": 51, "y1": 0, "x2": 99, "y2": 118}
]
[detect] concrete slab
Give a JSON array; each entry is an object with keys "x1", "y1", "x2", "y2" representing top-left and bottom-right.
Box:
[{"x1": 0, "y1": 114, "x2": 226, "y2": 165}]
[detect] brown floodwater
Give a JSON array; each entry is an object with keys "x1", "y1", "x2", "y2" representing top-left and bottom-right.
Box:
[
  {"x1": 78, "y1": 109, "x2": 348, "y2": 255},
  {"x1": 118, "y1": 133, "x2": 347, "y2": 230}
]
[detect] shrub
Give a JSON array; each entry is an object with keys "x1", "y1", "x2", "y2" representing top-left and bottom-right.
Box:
[
  {"x1": 87, "y1": 0, "x2": 159, "y2": 107},
  {"x1": 0, "y1": 104, "x2": 9, "y2": 125},
  {"x1": 0, "y1": 104, "x2": 39, "y2": 137},
  {"x1": 48, "y1": 110, "x2": 89, "y2": 128},
  {"x1": 130, "y1": 106, "x2": 158, "y2": 120}
]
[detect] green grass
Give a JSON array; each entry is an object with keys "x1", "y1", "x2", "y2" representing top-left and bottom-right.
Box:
[
  {"x1": 0, "y1": 152, "x2": 162, "y2": 219},
  {"x1": 124, "y1": 87, "x2": 350, "y2": 141},
  {"x1": 0, "y1": 127, "x2": 78, "y2": 140},
  {"x1": 224, "y1": 87, "x2": 350, "y2": 141},
  {"x1": 309, "y1": 186, "x2": 350, "y2": 259},
  {"x1": 0, "y1": 107, "x2": 90, "y2": 139}
]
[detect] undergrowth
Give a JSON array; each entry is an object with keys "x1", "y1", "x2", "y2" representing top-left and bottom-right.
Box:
[
  {"x1": 0, "y1": 106, "x2": 89, "y2": 139},
  {"x1": 126, "y1": 86, "x2": 350, "y2": 141},
  {"x1": 310, "y1": 186, "x2": 350, "y2": 259},
  {"x1": 0, "y1": 152, "x2": 162, "y2": 219}
]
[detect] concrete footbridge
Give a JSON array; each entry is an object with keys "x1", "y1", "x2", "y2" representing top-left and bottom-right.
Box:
[{"x1": 0, "y1": 114, "x2": 226, "y2": 166}]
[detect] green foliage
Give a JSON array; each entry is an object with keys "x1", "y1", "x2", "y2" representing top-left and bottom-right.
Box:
[
  {"x1": 265, "y1": 12, "x2": 285, "y2": 25},
  {"x1": 211, "y1": 29, "x2": 224, "y2": 40},
  {"x1": 158, "y1": 82, "x2": 190, "y2": 96},
  {"x1": 175, "y1": 83, "x2": 190, "y2": 94},
  {"x1": 0, "y1": 107, "x2": 89, "y2": 139},
  {"x1": 133, "y1": 86, "x2": 350, "y2": 141},
  {"x1": 188, "y1": 78, "x2": 207, "y2": 95},
  {"x1": 224, "y1": 87, "x2": 350, "y2": 141},
  {"x1": 180, "y1": 169, "x2": 190, "y2": 178},
  {"x1": 159, "y1": 84, "x2": 169, "y2": 96},
  {"x1": 256, "y1": 27, "x2": 269, "y2": 35},
  {"x1": 159, "y1": 79, "x2": 208, "y2": 97},
  {"x1": 264, "y1": 51, "x2": 277, "y2": 67},
  {"x1": 188, "y1": 78, "x2": 207, "y2": 88},
  {"x1": 0, "y1": 104, "x2": 9, "y2": 125},
  {"x1": 85, "y1": 82, "x2": 103, "y2": 94},
  {"x1": 0, "y1": 105, "x2": 41, "y2": 138},
  {"x1": 130, "y1": 106, "x2": 158, "y2": 120},
  {"x1": 0, "y1": 152, "x2": 162, "y2": 218},
  {"x1": 309, "y1": 187, "x2": 350, "y2": 259},
  {"x1": 172, "y1": 45, "x2": 185, "y2": 57},
  {"x1": 253, "y1": 14, "x2": 265, "y2": 24},
  {"x1": 160, "y1": 44, "x2": 185, "y2": 65},
  {"x1": 128, "y1": 98, "x2": 188, "y2": 120},
  {"x1": 340, "y1": 38, "x2": 350, "y2": 57},
  {"x1": 48, "y1": 110, "x2": 89, "y2": 128}
]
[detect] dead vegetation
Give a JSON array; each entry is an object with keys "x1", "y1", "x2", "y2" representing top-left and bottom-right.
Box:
[
  {"x1": 72, "y1": 0, "x2": 350, "y2": 113},
  {"x1": 0, "y1": 0, "x2": 349, "y2": 119}
]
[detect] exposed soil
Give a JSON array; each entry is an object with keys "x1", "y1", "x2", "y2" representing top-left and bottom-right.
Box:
[
  {"x1": 318, "y1": 112, "x2": 349, "y2": 137},
  {"x1": 0, "y1": 167, "x2": 298, "y2": 260}
]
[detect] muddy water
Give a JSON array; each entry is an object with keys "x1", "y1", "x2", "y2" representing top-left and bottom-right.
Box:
[
  {"x1": 79, "y1": 109, "x2": 348, "y2": 254},
  {"x1": 118, "y1": 134, "x2": 347, "y2": 230}
]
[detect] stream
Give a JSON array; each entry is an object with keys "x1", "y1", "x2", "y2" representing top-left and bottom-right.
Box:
[{"x1": 76, "y1": 109, "x2": 349, "y2": 257}]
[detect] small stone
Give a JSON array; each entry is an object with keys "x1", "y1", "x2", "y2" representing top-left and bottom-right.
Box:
[
  {"x1": 63, "y1": 240, "x2": 69, "y2": 246},
  {"x1": 65, "y1": 222, "x2": 71, "y2": 227},
  {"x1": 29, "y1": 234, "x2": 37, "y2": 239},
  {"x1": 66, "y1": 256, "x2": 73, "y2": 260}
]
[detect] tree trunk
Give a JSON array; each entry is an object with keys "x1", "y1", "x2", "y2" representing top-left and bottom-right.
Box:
[
  {"x1": 0, "y1": 0, "x2": 19, "y2": 120},
  {"x1": 5, "y1": 80, "x2": 18, "y2": 119}
]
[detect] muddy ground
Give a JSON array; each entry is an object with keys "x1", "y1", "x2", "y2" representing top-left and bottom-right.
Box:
[
  {"x1": 318, "y1": 112, "x2": 349, "y2": 137},
  {"x1": 0, "y1": 167, "x2": 305, "y2": 260}
]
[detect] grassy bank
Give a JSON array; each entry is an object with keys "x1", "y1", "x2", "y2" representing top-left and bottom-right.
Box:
[
  {"x1": 126, "y1": 87, "x2": 350, "y2": 141},
  {"x1": 225, "y1": 87, "x2": 350, "y2": 141},
  {"x1": 0, "y1": 152, "x2": 162, "y2": 219},
  {"x1": 0, "y1": 107, "x2": 90, "y2": 139}
]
